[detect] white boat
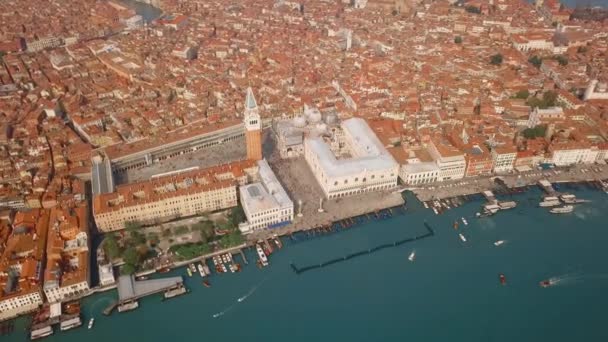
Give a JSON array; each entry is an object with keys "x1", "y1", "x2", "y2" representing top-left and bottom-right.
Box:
[
  {"x1": 88, "y1": 318, "x2": 95, "y2": 330},
  {"x1": 461, "y1": 217, "x2": 468, "y2": 226},
  {"x1": 60, "y1": 317, "x2": 82, "y2": 331},
  {"x1": 117, "y1": 301, "x2": 139, "y2": 313},
  {"x1": 494, "y1": 240, "x2": 506, "y2": 246},
  {"x1": 550, "y1": 205, "x2": 574, "y2": 214},
  {"x1": 560, "y1": 194, "x2": 590, "y2": 204},
  {"x1": 423, "y1": 202, "x2": 429, "y2": 209},
  {"x1": 432, "y1": 207, "x2": 439, "y2": 215},
  {"x1": 459, "y1": 233, "x2": 467, "y2": 242},
  {"x1": 498, "y1": 201, "x2": 517, "y2": 210},
  {"x1": 408, "y1": 251, "x2": 416, "y2": 262},
  {"x1": 198, "y1": 263, "x2": 206, "y2": 277},
  {"x1": 186, "y1": 268, "x2": 192, "y2": 277},
  {"x1": 256, "y1": 244, "x2": 269, "y2": 266},
  {"x1": 31, "y1": 326, "x2": 53, "y2": 340},
  {"x1": 539, "y1": 196, "x2": 560, "y2": 207},
  {"x1": 484, "y1": 204, "x2": 501, "y2": 214}
]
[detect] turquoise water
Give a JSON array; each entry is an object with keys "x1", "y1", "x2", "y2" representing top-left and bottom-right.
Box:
[{"x1": 6, "y1": 186, "x2": 608, "y2": 341}]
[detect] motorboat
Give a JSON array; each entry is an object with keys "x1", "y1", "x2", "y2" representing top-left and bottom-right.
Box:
[
  {"x1": 408, "y1": 251, "x2": 416, "y2": 262},
  {"x1": 256, "y1": 244, "x2": 269, "y2": 266},
  {"x1": 198, "y1": 263, "x2": 206, "y2": 277},
  {"x1": 550, "y1": 205, "x2": 574, "y2": 214},
  {"x1": 461, "y1": 217, "x2": 468, "y2": 226},
  {"x1": 494, "y1": 240, "x2": 506, "y2": 246},
  {"x1": 459, "y1": 233, "x2": 467, "y2": 242},
  {"x1": 499, "y1": 274, "x2": 506, "y2": 285},
  {"x1": 88, "y1": 318, "x2": 94, "y2": 330},
  {"x1": 540, "y1": 279, "x2": 556, "y2": 288},
  {"x1": 539, "y1": 196, "x2": 560, "y2": 207}
]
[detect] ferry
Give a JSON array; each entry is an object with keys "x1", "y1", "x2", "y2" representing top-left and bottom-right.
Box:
[
  {"x1": 483, "y1": 204, "x2": 501, "y2": 214},
  {"x1": 88, "y1": 318, "x2": 94, "y2": 330},
  {"x1": 198, "y1": 263, "x2": 206, "y2": 277},
  {"x1": 494, "y1": 240, "x2": 506, "y2": 247},
  {"x1": 31, "y1": 326, "x2": 53, "y2": 340},
  {"x1": 550, "y1": 205, "x2": 574, "y2": 214},
  {"x1": 539, "y1": 196, "x2": 560, "y2": 207},
  {"x1": 60, "y1": 316, "x2": 82, "y2": 331},
  {"x1": 459, "y1": 233, "x2": 467, "y2": 242},
  {"x1": 408, "y1": 251, "x2": 416, "y2": 262},
  {"x1": 256, "y1": 244, "x2": 269, "y2": 266},
  {"x1": 117, "y1": 301, "x2": 139, "y2": 313},
  {"x1": 461, "y1": 217, "x2": 468, "y2": 226},
  {"x1": 499, "y1": 274, "x2": 507, "y2": 285}
]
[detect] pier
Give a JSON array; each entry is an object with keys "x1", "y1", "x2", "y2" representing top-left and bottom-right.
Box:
[
  {"x1": 116, "y1": 275, "x2": 183, "y2": 307},
  {"x1": 290, "y1": 221, "x2": 435, "y2": 275},
  {"x1": 538, "y1": 179, "x2": 556, "y2": 194}
]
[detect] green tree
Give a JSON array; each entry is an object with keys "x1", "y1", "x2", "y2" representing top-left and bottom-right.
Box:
[
  {"x1": 528, "y1": 55, "x2": 542, "y2": 68},
  {"x1": 522, "y1": 125, "x2": 547, "y2": 139},
  {"x1": 555, "y1": 55, "x2": 568, "y2": 66},
  {"x1": 229, "y1": 206, "x2": 246, "y2": 227},
  {"x1": 125, "y1": 221, "x2": 142, "y2": 232},
  {"x1": 123, "y1": 247, "x2": 140, "y2": 265},
  {"x1": 121, "y1": 263, "x2": 137, "y2": 275},
  {"x1": 490, "y1": 54, "x2": 503, "y2": 65},
  {"x1": 219, "y1": 232, "x2": 244, "y2": 249},
  {"x1": 103, "y1": 234, "x2": 120, "y2": 260},
  {"x1": 514, "y1": 89, "x2": 530, "y2": 99},
  {"x1": 465, "y1": 5, "x2": 481, "y2": 14},
  {"x1": 454, "y1": 36, "x2": 463, "y2": 44}
]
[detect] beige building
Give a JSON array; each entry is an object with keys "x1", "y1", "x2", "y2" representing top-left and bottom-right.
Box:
[{"x1": 93, "y1": 160, "x2": 258, "y2": 232}]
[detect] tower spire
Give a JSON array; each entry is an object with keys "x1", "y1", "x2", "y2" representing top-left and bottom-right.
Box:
[{"x1": 244, "y1": 87, "x2": 262, "y2": 161}]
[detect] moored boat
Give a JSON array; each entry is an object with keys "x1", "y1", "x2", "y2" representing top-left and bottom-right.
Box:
[
  {"x1": 186, "y1": 268, "x2": 192, "y2": 277},
  {"x1": 256, "y1": 244, "x2": 269, "y2": 266},
  {"x1": 539, "y1": 196, "x2": 560, "y2": 207},
  {"x1": 198, "y1": 263, "x2": 206, "y2": 277},
  {"x1": 550, "y1": 205, "x2": 574, "y2": 214}
]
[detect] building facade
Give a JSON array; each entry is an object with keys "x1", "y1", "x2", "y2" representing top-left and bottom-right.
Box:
[
  {"x1": 304, "y1": 118, "x2": 399, "y2": 199},
  {"x1": 93, "y1": 160, "x2": 257, "y2": 232},
  {"x1": 428, "y1": 139, "x2": 466, "y2": 181},
  {"x1": 239, "y1": 160, "x2": 294, "y2": 233},
  {"x1": 492, "y1": 146, "x2": 517, "y2": 173}
]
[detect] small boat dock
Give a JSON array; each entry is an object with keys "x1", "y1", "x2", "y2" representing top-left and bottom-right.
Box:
[
  {"x1": 115, "y1": 275, "x2": 184, "y2": 313},
  {"x1": 538, "y1": 179, "x2": 556, "y2": 194}
]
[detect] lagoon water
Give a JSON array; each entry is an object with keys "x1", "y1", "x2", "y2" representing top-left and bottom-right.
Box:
[{"x1": 5, "y1": 186, "x2": 608, "y2": 341}]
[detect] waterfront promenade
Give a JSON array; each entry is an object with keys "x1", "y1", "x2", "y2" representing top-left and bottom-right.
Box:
[{"x1": 411, "y1": 164, "x2": 608, "y2": 202}]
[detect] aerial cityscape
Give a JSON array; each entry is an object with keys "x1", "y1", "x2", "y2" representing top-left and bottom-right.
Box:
[{"x1": 1, "y1": 0, "x2": 608, "y2": 340}]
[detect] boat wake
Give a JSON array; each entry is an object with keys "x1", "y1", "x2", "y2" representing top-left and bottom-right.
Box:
[
  {"x1": 238, "y1": 278, "x2": 267, "y2": 303},
  {"x1": 213, "y1": 278, "x2": 268, "y2": 318},
  {"x1": 544, "y1": 272, "x2": 608, "y2": 287}
]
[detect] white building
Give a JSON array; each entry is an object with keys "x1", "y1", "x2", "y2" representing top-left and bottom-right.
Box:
[
  {"x1": 491, "y1": 146, "x2": 517, "y2": 173},
  {"x1": 98, "y1": 263, "x2": 115, "y2": 286},
  {"x1": 527, "y1": 107, "x2": 564, "y2": 128},
  {"x1": 304, "y1": 118, "x2": 399, "y2": 199},
  {"x1": 583, "y1": 80, "x2": 608, "y2": 101},
  {"x1": 43, "y1": 279, "x2": 90, "y2": 304},
  {"x1": 400, "y1": 162, "x2": 440, "y2": 185},
  {"x1": 427, "y1": 140, "x2": 466, "y2": 181},
  {"x1": 0, "y1": 291, "x2": 43, "y2": 321},
  {"x1": 549, "y1": 143, "x2": 592, "y2": 166},
  {"x1": 239, "y1": 159, "x2": 294, "y2": 233}
]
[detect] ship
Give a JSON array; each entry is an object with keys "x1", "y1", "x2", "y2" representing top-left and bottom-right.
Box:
[
  {"x1": 550, "y1": 205, "x2": 574, "y2": 214},
  {"x1": 408, "y1": 251, "x2": 416, "y2": 262},
  {"x1": 499, "y1": 274, "x2": 506, "y2": 285},
  {"x1": 539, "y1": 196, "x2": 560, "y2": 207},
  {"x1": 461, "y1": 217, "x2": 468, "y2": 226},
  {"x1": 459, "y1": 233, "x2": 467, "y2": 242},
  {"x1": 256, "y1": 244, "x2": 269, "y2": 266},
  {"x1": 494, "y1": 240, "x2": 506, "y2": 246},
  {"x1": 88, "y1": 318, "x2": 94, "y2": 330}
]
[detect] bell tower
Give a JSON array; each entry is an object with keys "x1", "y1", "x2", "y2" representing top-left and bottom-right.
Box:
[{"x1": 244, "y1": 87, "x2": 262, "y2": 161}]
